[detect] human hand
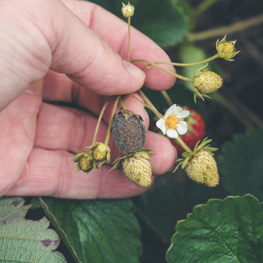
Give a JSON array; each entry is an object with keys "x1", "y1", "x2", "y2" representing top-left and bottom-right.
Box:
[{"x1": 0, "y1": 0, "x2": 177, "y2": 198}]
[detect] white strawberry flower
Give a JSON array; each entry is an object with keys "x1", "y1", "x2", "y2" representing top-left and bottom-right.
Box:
[{"x1": 156, "y1": 104, "x2": 190, "y2": 138}]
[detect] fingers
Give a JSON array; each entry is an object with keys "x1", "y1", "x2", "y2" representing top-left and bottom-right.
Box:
[
  {"x1": 0, "y1": 0, "x2": 144, "y2": 111},
  {"x1": 5, "y1": 135, "x2": 176, "y2": 198},
  {"x1": 34, "y1": 98, "x2": 148, "y2": 158},
  {"x1": 34, "y1": 102, "x2": 176, "y2": 174},
  {"x1": 5, "y1": 148, "x2": 149, "y2": 199},
  {"x1": 63, "y1": 0, "x2": 176, "y2": 91}
]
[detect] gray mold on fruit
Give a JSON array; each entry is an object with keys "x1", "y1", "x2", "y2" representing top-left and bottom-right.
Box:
[{"x1": 112, "y1": 109, "x2": 146, "y2": 155}]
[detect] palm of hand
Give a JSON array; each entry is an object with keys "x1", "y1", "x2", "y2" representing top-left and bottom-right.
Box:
[{"x1": 1, "y1": 73, "x2": 176, "y2": 199}]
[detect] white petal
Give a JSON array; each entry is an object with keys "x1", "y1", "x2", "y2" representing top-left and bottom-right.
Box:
[
  {"x1": 177, "y1": 121, "x2": 188, "y2": 135},
  {"x1": 156, "y1": 118, "x2": 166, "y2": 134},
  {"x1": 167, "y1": 129, "x2": 178, "y2": 138},
  {"x1": 164, "y1": 104, "x2": 177, "y2": 118},
  {"x1": 172, "y1": 106, "x2": 183, "y2": 115},
  {"x1": 177, "y1": 110, "x2": 190, "y2": 119}
]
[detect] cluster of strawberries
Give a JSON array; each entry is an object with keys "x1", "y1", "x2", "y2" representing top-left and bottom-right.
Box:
[{"x1": 70, "y1": 2, "x2": 239, "y2": 189}]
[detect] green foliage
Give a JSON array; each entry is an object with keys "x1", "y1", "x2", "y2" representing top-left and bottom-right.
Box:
[
  {"x1": 166, "y1": 195, "x2": 263, "y2": 263},
  {"x1": 39, "y1": 197, "x2": 142, "y2": 263},
  {"x1": 0, "y1": 197, "x2": 65, "y2": 263},
  {"x1": 88, "y1": 0, "x2": 189, "y2": 46},
  {"x1": 218, "y1": 127, "x2": 263, "y2": 201}
]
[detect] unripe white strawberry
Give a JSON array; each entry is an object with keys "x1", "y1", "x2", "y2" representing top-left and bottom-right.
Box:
[
  {"x1": 185, "y1": 149, "x2": 219, "y2": 187},
  {"x1": 111, "y1": 150, "x2": 154, "y2": 188},
  {"x1": 193, "y1": 71, "x2": 223, "y2": 94},
  {"x1": 192, "y1": 65, "x2": 223, "y2": 102},
  {"x1": 173, "y1": 138, "x2": 219, "y2": 187},
  {"x1": 122, "y1": 155, "x2": 152, "y2": 188}
]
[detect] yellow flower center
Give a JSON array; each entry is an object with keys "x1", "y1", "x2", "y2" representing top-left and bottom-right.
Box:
[
  {"x1": 165, "y1": 114, "x2": 180, "y2": 130},
  {"x1": 222, "y1": 42, "x2": 235, "y2": 54}
]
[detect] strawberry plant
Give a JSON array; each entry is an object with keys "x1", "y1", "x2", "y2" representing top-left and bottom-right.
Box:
[{"x1": 3, "y1": 0, "x2": 263, "y2": 262}]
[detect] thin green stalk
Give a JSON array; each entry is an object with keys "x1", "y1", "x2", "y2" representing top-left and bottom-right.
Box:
[
  {"x1": 195, "y1": 0, "x2": 218, "y2": 16},
  {"x1": 154, "y1": 54, "x2": 219, "y2": 67},
  {"x1": 130, "y1": 59, "x2": 193, "y2": 82},
  {"x1": 104, "y1": 96, "x2": 120, "y2": 146},
  {"x1": 176, "y1": 137, "x2": 192, "y2": 153},
  {"x1": 161, "y1": 90, "x2": 173, "y2": 107},
  {"x1": 138, "y1": 90, "x2": 164, "y2": 119},
  {"x1": 188, "y1": 13, "x2": 263, "y2": 41},
  {"x1": 211, "y1": 92, "x2": 255, "y2": 129},
  {"x1": 92, "y1": 98, "x2": 111, "y2": 145},
  {"x1": 130, "y1": 94, "x2": 163, "y2": 119},
  {"x1": 127, "y1": 17, "x2": 131, "y2": 61}
]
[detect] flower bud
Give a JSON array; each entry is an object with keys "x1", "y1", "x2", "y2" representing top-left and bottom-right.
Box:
[
  {"x1": 70, "y1": 150, "x2": 98, "y2": 174},
  {"x1": 93, "y1": 143, "x2": 108, "y2": 161},
  {"x1": 87, "y1": 142, "x2": 111, "y2": 167},
  {"x1": 121, "y1": 2, "x2": 134, "y2": 17},
  {"x1": 216, "y1": 35, "x2": 240, "y2": 61},
  {"x1": 79, "y1": 156, "x2": 93, "y2": 173}
]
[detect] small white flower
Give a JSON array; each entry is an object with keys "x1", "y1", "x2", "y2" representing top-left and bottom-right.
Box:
[{"x1": 156, "y1": 104, "x2": 190, "y2": 138}]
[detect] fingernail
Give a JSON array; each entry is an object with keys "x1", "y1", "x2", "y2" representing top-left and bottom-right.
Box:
[{"x1": 123, "y1": 60, "x2": 145, "y2": 82}]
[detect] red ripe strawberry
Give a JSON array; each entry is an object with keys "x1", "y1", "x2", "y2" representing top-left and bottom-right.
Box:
[
  {"x1": 170, "y1": 107, "x2": 205, "y2": 155},
  {"x1": 150, "y1": 107, "x2": 205, "y2": 155}
]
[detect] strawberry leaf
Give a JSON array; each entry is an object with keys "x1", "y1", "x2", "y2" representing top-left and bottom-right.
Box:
[
  {"x1": 0, "y1": 197, "x2": 66, "y2": 262},
  {"x1": 40, "y1": 197, "x2": 141, "y2": 263},
  {"x1": 218, "y1": 127, "x2": 263, "y2": 201},
  {"x1": 166, "y1": 194, "x2": 263, "y2": 263}
]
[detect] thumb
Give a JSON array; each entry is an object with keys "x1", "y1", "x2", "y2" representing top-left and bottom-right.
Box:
[
  {"x1": 50, "y1": 0, "x2": 145, "y2": 95},
  {"x1": 0, "y1": 0, "x2": 145, "y2": 111}
]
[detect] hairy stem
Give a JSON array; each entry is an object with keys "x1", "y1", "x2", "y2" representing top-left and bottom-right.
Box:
[
  {"x1": 130, "y1": 59, "x2": 193, "y2": 82},
  {"x1": 188, "y1": 13, "x2": 263, "y2": 41},
  {"x1": 127, "y1": 17, "x2": 131, "y2": 61},
  {"x1": 105, "y1": 96, "x2": 120, "y2": 146},
  {"x1": 154, "y1": 54, "x2": 219, "y2": 67},
  {"x1": 195, "y1": 0, "x2": 218, "y2": 16},
  {"x1": 211, "y1": 92, "x2": 256, "y2": 129},
  {"x1": 92, "y1": 98, "x2": 111, "y2": 145},
  {"x1": 176, "y1": 137, "x2": 192, "y2": 153}
]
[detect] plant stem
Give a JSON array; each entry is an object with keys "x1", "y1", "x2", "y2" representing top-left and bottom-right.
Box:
[
  {"x1": 154, "y1": 54, "x2": 219, "y2": 67},
  {"x1": 119, "y1": 95, "x2": 126, "y2": 109},
  {"x1": 130, "y1": 94, "x2": 163, "y2": 119},
  {"x1": 176, "y1": 137, "x2": 192, "y2": 153},
  {"x1": 161, "y1": 90, "x2": 173, "y2": 106},
  {"x1": 138, "y1": 90, "x2": 164, "y2": 119},
  {"x1": 188, "y1": 13, "x2": 263, "y2": 41},
  {"x1": 195, "y1": 0, "x2": 218, "y2": 16},
  {"x1": 130, "y1": 59, "x2": 193, "y2": 82},
  {"x1": 104, "y1": 96, "x2": 120, "y2": 146},
  {"x1": 92, "y1": 98, "x2": 111, "y2": 145},
  {"x1": 211, "y1": 92, "x2": 256, "y2": 129},
  {"x1": 127, "y1": 17, "x2": 131, "y2": 61}
]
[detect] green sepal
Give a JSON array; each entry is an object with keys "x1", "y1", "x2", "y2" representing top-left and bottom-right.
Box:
[
  {"x1": 204, "y1": 146, "x2": 218, "y2": 152},
  {"x1": 182, "y1": 151, "x2": 190, "y2": 158},
  {"x1": 111, "y1": 154, "x2": 129, "y2": 172},
  {"x1": 181, "y1": 156, "x2": 190, "y2": 169},
  {"x1": 173, "y1": 161, "x2": 183, "y2": 173},
  {"x1": 75, "y1": 163, "x2": 81, "y2": 172},
  {"x1": 70, "y1": 152, "x2": 84, "y2": 162}
]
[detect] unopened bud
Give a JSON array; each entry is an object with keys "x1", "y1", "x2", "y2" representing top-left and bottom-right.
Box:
[
  {"x1": 79, "y1": 156, "x2": 93, "y2": 173},
  {"x1": 122, "y1": 2, "x2": 134, "y2": 17},
  {"x1": 216, "y1": 35, "x2": 240, "y2": 61}
]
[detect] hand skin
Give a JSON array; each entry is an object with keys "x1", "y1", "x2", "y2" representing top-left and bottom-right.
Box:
[{"x1": 0, "y1": 0, "x2": 177, "y2": 199}]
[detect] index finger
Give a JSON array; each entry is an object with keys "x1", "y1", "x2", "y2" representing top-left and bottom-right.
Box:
[{"x1": 63, "y1": 0, "x2": 176, "y2": 90}]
